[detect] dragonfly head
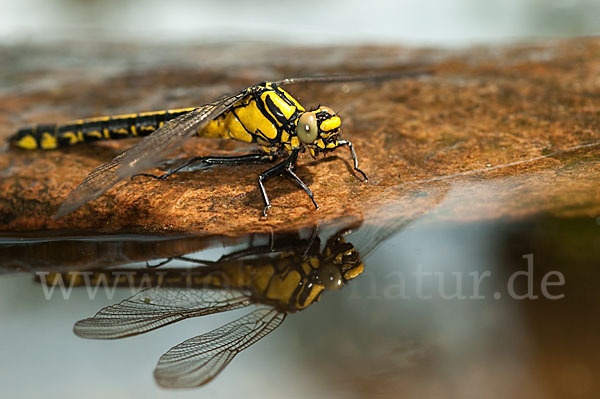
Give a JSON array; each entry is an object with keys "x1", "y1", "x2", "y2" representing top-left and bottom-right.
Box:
[
  {"x1": 296, "y1": 106, "x2": 342, "y2": 156},
  {"x1": 314, "y1": 235, "x2": 363, "y2": 290}
]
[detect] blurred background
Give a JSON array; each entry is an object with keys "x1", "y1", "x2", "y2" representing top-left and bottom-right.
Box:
[{"x1": 1, "y1": 0, "x2": 599, "y2": 46}]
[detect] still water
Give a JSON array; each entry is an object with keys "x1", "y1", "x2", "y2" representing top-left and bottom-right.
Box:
[{"x1": 0, "y1": 187, "x2": 598, "y2": 398}]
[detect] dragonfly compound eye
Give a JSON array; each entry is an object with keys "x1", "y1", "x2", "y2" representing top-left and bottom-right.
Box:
[
  {"x1": 317, "y1": 264, "x2": 343, "y2": 290},
  {"x1": 296, "y1": 112, "x2": 318, "y2": 144}
]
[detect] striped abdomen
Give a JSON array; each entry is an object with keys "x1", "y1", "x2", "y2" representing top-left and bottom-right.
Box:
[
  {"x1": 10, "y1": 108, "x2": 197, "y2": 150},
  {"x1": 10, "y1": 83, "x2": 307, "y2": 152},
  {"x1": 37, "y1": 254, "x2": 325, "y2": 311}
]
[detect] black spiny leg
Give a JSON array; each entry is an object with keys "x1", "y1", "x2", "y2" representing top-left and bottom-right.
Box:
[
  {"x1": 258, "y1": 149, "x2": 318, "y2": 218},
  {"x1": 337, "y1": 139, "x2": 368, "y2": 182},
  {"x1": 132, "y1": 152, "x2": 275, "y2": 180}
]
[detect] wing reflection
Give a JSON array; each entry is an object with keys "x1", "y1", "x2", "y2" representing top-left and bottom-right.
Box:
[
  {"x1": 155, "y1": 308, "x2": 284, "y2": 388},
  {"x1": 73, "y1": 288, "x2": 253, "y2": 339}
]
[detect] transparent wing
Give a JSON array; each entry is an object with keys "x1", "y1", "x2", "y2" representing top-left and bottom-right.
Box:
[
  {"x1": 73, "y1": 287, "x2": 253, "y2": 339},
  {"x1": 55, "y1": 88, "x2": 250, "y2": 218},
  {"x1": 348, "y1": 185, "x2": 450, "y2": 258},
  {"x1": 154, "y1": 307, "x2": 285, "y2": 388},
  {"x1": 351, "y1": 217, "x2": 414, "y2": 258},
  {"x1": 274, "y1": 68, "x2": 432, "y2": 86}
]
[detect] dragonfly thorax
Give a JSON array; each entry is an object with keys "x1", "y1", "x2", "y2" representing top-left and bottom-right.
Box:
[{"x1": 235, "y1": 82, "x2": 343, "y2": 156}]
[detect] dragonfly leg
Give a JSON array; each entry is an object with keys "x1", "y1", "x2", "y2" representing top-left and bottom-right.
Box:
[
  {"x1": 145, "y1": 258, "x2": 173, "y2": 268},
  {"x1": 285, "y1": 169, "x2": 318, "y2": 209},
  {"x1": 337, "y1": 139, "x2": 368, "y2": 182},
  {"x1": 132, "y1": 152, "x2": 275, "y2": 180},
  {"x1": 302, "y1": 225, "x2": 320, "y2": 258},
  {"x1": 258, "y1": 150, "x2": 318, "y2": 217}
]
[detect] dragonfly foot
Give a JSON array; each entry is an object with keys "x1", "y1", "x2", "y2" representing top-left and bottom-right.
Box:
[
  {"x1": 132, "y1": 172, "x2": 169, "y2": 181},
  {"x1": 354, "y1": 167, "x2": 368, "y2": 183},
  {"x1": 261, "y1": 204, "x2": 272, "y2": 218}
]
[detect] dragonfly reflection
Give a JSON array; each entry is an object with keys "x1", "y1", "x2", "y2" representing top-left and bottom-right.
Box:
[{"x1": 46, "y1": 225, "x2": 366, "y2": 388}]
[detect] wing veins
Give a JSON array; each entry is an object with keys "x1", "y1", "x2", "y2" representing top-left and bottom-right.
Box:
[
  {"x1": 154, "y1": 308, "x2": 285, "y2": 388},
  {"x1": 55, "y1": 89, "x2": 250, "y2": 218},
  {"x1": 73, "y1": 287, "x2": 253, "y2": 339},
  {"x1": 274, "y1": 68, "x2": 432, "y2": 86}
]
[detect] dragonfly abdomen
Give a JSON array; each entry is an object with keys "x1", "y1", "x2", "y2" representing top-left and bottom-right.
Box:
[
  {"x1": 10, "y1": 83, "x2": 304, "y2": 154},
  {"x1": 10, "y1": 108, "x2": 196, "y2": 150}
]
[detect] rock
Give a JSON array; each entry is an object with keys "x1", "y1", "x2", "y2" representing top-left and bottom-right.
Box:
[{"x1": 0, "y1": 39, "x2": 599, "y2": 235}]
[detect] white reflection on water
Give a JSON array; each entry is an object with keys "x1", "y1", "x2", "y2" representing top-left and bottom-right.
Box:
[{"x1": 1, "y1": 0, "x2": 599, "y2": 46}]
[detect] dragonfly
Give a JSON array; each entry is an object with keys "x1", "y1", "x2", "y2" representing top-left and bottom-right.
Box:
[
  {"x1": 40, "y1": 214, "x2": 416, "y2": 388},
  {"x1": 10, "y1": 71, "x2": 428, "y2": 218}
]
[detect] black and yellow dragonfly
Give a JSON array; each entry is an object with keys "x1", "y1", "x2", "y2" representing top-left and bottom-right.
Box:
[
  {"x1": 9, "y1": 71, "x2": 427, "y2": 217},
  {"x1": 38, "y1": 214, "x2": 417, "y2": 388}
]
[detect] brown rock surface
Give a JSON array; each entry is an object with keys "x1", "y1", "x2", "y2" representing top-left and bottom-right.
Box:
[{"x1": 0, "y1": 39, "x2": 599, "y2": 235}]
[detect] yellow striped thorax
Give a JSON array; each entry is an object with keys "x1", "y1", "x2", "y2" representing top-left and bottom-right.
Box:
[{"x1": 202, "y1": 82, "x2": 344, "y2": 156}]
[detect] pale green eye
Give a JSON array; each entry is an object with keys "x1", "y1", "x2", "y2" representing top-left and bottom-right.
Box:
[{"x1": 296, "y1": 112, "x2": 318, "y2": 144}]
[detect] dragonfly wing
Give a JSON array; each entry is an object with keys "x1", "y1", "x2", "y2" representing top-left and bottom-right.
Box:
[
  {"x1": 73, "y1": 287, "x2": 253, "y2": 339},
  {"x1": 55, "y1": 89, "x2": 250, "y2": 218},
  {"x1": 274, "y1": 68, "x2": 432, "y2": 86},
  {"x1": 154, "y1": 308, "x2": 285, "y2": 388}
]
